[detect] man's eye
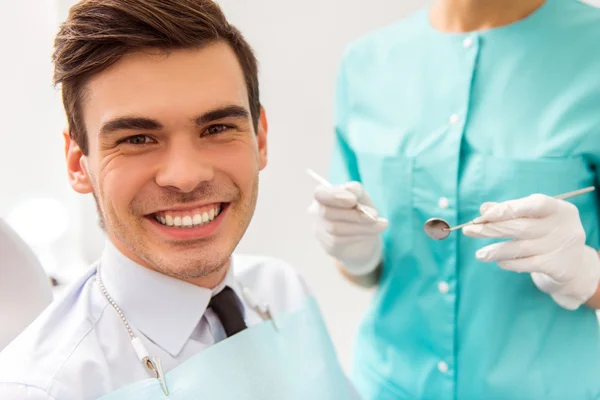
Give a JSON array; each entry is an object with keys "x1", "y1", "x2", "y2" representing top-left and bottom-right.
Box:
[
  {"x1": 205, "y1": 124, "x2": 232, "y2": 136},
  {"x1": 120, "y1": 135, "x2": 153, "y2": 145}
]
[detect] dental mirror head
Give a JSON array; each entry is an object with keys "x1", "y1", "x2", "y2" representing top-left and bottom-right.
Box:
[{"x1": 424, "y1": 218, "x2": 451, "y2": 240}]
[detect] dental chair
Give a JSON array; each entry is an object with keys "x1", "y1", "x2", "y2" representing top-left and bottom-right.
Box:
[{"x1": 0, "y1": 218, "x2": 53, "y2": 350}]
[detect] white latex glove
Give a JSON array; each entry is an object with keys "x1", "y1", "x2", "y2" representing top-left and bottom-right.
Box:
[
  {"x1": 310, "y1": 182, "x2": 388, "y2": 276},
  {"x1": 463, "y1": 194, "x2": 600, "y2": 310}
]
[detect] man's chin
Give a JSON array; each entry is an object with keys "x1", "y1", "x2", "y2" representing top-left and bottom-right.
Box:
[
  {"x1": 149, "y1": 252, "x2": 230, "y2": 283},
  {"x1": 144, "y1": 240, "x2": 231, "y2": 270},
  {"x1": 109, "y1": 223, "x2": 229, "y2": 280}
]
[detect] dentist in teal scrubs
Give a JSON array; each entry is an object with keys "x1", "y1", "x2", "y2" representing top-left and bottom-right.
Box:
[{"x1": 312, "y1": 0, "x2": 600, "y2": 398}]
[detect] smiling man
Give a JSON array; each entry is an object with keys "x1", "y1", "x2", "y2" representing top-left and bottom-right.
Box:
[
  {"x1": 79, "y1": 43, "x2": 263, "y2": 288},
  {"x1": 0, "y1": 1, "x2": 352, "y2": 399}
]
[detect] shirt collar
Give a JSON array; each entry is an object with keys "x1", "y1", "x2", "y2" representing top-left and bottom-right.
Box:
[{"x1": 99, "y1": 240, "x2": 241, "y2": 357}]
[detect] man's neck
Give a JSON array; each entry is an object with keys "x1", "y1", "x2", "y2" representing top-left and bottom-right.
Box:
[{"x1": 430, "y1": 0, "x2": 546, "y2": 33}]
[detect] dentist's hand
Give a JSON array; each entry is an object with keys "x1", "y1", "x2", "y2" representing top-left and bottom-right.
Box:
[
  {"x1": 311, "y1": 182, "x2": 388, "y2": 276},
  {"x1": 463, "y1": 194, "x2": 600, "y2": 310}
]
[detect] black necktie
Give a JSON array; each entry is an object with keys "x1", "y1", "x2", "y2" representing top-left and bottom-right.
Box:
[{"x1": 208, "y1": 286, "x2": 247, "y2": 337}]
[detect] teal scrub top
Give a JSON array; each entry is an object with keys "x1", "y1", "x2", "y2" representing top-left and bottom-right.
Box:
[{"x1": 330, "y1": 1, "x2": 600, "y2": 399}]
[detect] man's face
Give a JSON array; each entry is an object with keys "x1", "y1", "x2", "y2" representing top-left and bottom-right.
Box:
[{"x1": 66, "y1": 43, "x2": 267, "y2": 284}]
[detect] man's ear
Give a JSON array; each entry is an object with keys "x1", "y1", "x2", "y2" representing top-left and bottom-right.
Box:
[
  {"x1": 257, "y1": 107, "x2": 268, "y2": 170},
  {"x1": 64, "y1": 129, "x2": 93, "y2": 194}
]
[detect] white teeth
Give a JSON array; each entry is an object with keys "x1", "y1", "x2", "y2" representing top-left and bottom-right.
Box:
[
  {"x1": 156, "y1": 205, "x2": 222, "y2": 228},
  {"x1": 193, "y1": 214, "x2": 203, "y2": 225}
]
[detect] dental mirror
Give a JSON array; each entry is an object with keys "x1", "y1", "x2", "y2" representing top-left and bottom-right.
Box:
[{"x1": 424, "y1": 186, "x2": 596, "y2": 241}]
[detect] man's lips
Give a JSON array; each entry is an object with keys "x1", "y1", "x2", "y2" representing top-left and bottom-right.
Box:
[
  {"x1": 145, "y1": 203, "x2": 229, "y2": 240},
  {"x1": 148, "y1": 203, "x2": 227, "y2": 228}
]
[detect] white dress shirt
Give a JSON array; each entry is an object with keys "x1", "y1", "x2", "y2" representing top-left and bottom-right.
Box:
[
  {"x1": 0, "y1": 219, "x2": 52, "y2": 350},
  {"x1": 0, "y1": 241, "x2": 314, "y2": 400}
]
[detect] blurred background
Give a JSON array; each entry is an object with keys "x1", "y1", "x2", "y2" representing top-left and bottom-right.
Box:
[{"x1": 2, "y1": 0, "x2": 600, "y2": 370}]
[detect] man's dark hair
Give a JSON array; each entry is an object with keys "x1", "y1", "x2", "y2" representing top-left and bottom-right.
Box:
[{"x1": 52, "y1": 0, "x2": 260, "y2": 154}]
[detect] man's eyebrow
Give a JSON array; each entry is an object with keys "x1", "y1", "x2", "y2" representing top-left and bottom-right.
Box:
[
  {"x1": 99, "y1": 117, "x2": 163, "y2": 136},
  {"x1": 194, "y1": 105, "x2": 251, "y2": 125},
  {"x1": 98, "y1": 105, "x2": 250, "y2": 136}
]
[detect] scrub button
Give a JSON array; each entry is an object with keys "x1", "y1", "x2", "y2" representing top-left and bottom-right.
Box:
[
  {"x1": 438, "y1": 197, "x2": 449, "y2": 209},
  {"x1": 463, "y1": 37, "x2": 474, "y2": 48},
  {"x1": 449, "y1": 114, "x2": 460, "y2": 125},
  {"x1": 438, "y1": 361, "x2": 449, "y2": 374},
  {"x1": 438, "y1": 281, "x2": 450, "y2": 294}
]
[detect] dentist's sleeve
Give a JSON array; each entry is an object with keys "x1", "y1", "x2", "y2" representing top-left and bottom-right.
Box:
[{"x1": 330, "y1": 49, "x2": 361, "y2": 187}]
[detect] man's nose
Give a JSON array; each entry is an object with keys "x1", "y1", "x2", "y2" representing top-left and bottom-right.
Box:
[{"x1": 154, "y1": 141, "x2": 214, "y2": 193}]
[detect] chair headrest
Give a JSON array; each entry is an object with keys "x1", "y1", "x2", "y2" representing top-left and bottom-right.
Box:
[{"x1": 0, "y1": 218, "x2": 53, "y2": 349}]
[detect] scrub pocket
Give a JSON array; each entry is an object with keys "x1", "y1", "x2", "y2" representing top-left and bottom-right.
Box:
[
  {"x1": 482, "y1": 156, "x2": 597, "y2": 225},
  {"x1": 347, "y1": 117, "x2": 415, "y2": 256}
]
